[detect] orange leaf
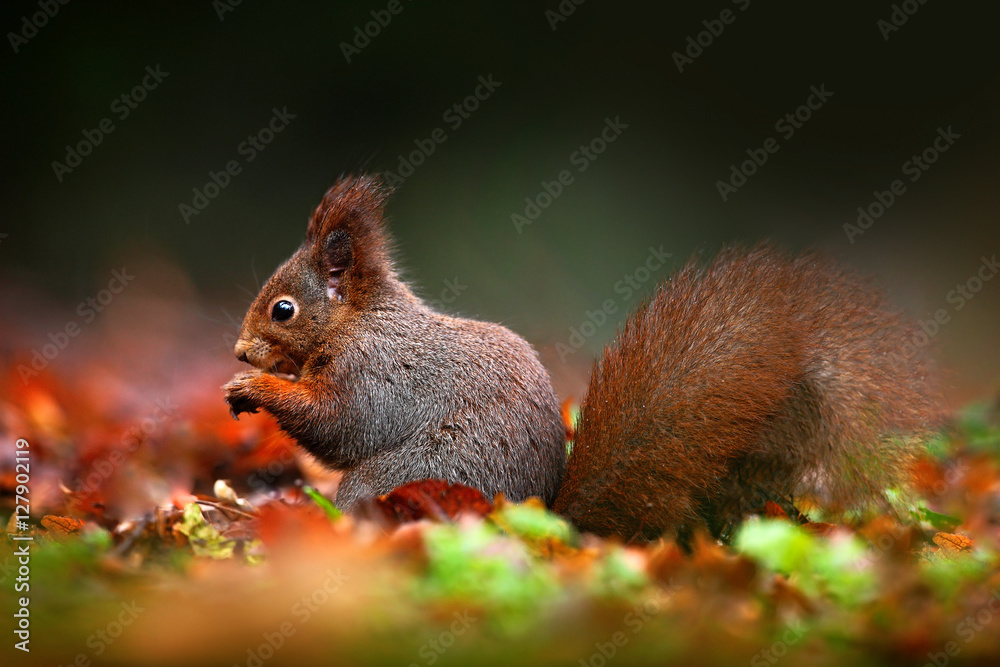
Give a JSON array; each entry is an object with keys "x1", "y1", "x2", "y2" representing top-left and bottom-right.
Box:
[
  {"x1": 932, "y1": 532, "x2": 973, "y2": 556},
  {"x1": 41, "y1": 515, "x2": 85, "y2": 538},
  {"x1": 802, "y1": 522, "x2": 836, "y2": 537},
  {"x1": 255, "y1": 501, "x2": 337, "y2": 549}
]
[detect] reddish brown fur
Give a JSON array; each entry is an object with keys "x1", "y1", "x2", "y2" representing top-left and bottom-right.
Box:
[
  {"x1": 552, "y1": 245, "x2": 944, "y2": 540},
  {"x1": 225, "y1": 175, "x2": 566, "y2": 511},
  {"x1": 305, "y1": 175, "x2": 396, "y2": 299},
  {"x1": 226, "y1": 175, "x2": 943, "y2": 539}
]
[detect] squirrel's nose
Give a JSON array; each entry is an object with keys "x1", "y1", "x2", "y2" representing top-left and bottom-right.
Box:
[{"x1": 234, "y1": 339, "x2": 251, "y2": 364}]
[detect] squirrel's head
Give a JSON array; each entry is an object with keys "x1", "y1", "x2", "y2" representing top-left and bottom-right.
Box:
[{"x1": 233, "y1": 174, "x2": 398, "y2": 376}]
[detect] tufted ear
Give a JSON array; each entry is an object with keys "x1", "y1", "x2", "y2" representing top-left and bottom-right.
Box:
[{"x1": 306, "y1": 175, "x2": 394, "y2": 302}]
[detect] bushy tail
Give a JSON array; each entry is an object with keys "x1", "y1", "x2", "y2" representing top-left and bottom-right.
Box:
[{"x1": 552, "y1": 244, "x2": 944, "y2": 541}]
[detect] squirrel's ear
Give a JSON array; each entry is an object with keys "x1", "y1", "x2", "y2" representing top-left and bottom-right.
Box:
[
  {"x1": 306, "y1": 174, "x2": 394, "y2": 302},
  {"x1": 323, "y1": 229, "x2": 352, "y2": 301}
]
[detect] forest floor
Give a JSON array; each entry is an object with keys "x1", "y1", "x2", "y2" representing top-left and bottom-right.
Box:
[{"x1": 1, "y1": 324, "x2": 999, "y2": 667}]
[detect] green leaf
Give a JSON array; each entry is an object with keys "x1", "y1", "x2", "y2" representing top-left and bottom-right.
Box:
[
  {"x1": 736, "y1": 519, "x2": 874, "y2": 604},
  {"x1": 492, "y1": 502, "x2": 575, "y2": 545},
  {"x1": 735, "y1": 519, "x2": 817, "y2": 573},
  {"x1": 809, "y1": 534, "x2": 875, "y2": 603},
  {"x1": 174, "y1": 503, "x2": 235, "y2": 559},
  {"x1": 919, "y1": 507, "x2": 961, "y2": 532},
  {"x1": 589, "y1": 547, "x2": 649, "y2": 599},
  {"x1": 956, "y1": 402, "x2": 1000, "y2": 452},
  {"x1": 921, "y1": 550, "x2": 990, "y2": 599},
  {"x1": 303, "y1": 485, "x2": 343, "y2": 522},
  {"x1": 415, "y1": 522, "x2": 559, "y2": 631},
  {"x1": 923, "y1": 432, "x2": 953, "y2": 459}
]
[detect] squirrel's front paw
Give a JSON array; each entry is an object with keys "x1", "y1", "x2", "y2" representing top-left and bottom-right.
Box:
[{"x1": 223, "y1": 370, "x2": 264, "y2": 419}]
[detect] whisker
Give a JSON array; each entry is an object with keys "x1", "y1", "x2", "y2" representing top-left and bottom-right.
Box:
[
  {"x1": 251, "y1": 256, "x2": 262, "y2": 292},
  {"x1": 237, "y1": 283, "x2": 258, "y2": 300}
]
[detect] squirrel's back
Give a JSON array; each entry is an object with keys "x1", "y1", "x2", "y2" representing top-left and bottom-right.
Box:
[
  {"x1": 552, "y1": 244, "x2": 943, "y2": 540},
  {"x1": 334, "y1": 303, "x2": 567, "y2": 511}
]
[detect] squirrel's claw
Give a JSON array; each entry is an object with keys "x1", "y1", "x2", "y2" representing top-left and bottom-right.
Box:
[
  {"x1": 224, "y1": 372, "x2": 262, "y2": 419},
  {"x1": 227, "y1": 401, "x2": 259, "y2": 419}
]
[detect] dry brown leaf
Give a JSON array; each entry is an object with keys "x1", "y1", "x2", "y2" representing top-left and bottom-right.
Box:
[
  {"x1": 41, "y1": 514, "x2": 85, "y2": 538},
  {"x1": 802, "y1": 521, "x2": 836, "y2": 537},
  {"x1": 647, "y1": 540, "x2": 686, "y2": 585},
  {"x1": 692, "y1": 531, "x2": 757, "y2": 588},
  {"x1": 770, "y1": 574, "x2": 815, "y2": 616},
  {"x1": 932, "y1": 532, "x2": 973, "y2": 556}
]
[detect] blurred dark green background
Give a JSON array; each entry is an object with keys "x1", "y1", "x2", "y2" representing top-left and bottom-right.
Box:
[{"x1": 2, "y1": 1, "x2": 998, "y2": 399}]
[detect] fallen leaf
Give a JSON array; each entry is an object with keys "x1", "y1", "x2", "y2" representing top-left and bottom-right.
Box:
[
  {"x1": 932, "y1": 532, "x2": 973, "y2": 556},
  {"x1": 802, "y1": 522, "x2": 836, "y2": 537},
  {"x1": 373, "y1": 479, "x2": 493, "y2": 525},
  {"x1": 172, "y1": 503, "x2": 236, "y2": 559},
  {"x1": 41, "y1": 515, "x2": 85, "y2": 539},
  {"x1": 765, "y1": 501, "x2": 789, "y2": 519}
]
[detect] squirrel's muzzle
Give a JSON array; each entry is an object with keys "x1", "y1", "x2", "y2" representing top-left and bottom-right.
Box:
[{"x1": 234, "y1": 339, "x2": 251, "y2": 364}]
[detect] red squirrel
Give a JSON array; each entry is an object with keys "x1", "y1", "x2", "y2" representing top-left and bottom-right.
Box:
[{"x1": 224, "y1": 174, "x2": 943, "y2": 541}]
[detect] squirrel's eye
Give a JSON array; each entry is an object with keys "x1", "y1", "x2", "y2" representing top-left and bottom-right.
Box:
[{"x1": 271, "y1": 300, "x2": 296, "y2": 322}]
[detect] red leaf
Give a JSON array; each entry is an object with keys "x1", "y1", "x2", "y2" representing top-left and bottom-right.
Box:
[
  {"x1": 373, "y1": 479, "x2": 493, "y2": 526},
  {"x1": 764, "y1": 501, "x2": 789, "y2": 519}
]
